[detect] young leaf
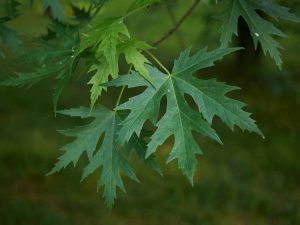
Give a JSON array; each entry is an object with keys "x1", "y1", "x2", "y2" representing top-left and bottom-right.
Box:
[
  {"x1": 75, "y1": 18, "x2": 130, "y2": 78},
  {"x1": 119, "y1": 40, "x2": 153, "y2": 81},
  {"x1": 88, "y1": 61, "x2": 111, "y2": 108},
  {"x1": 97, "y1": 21, "x2": 129, "y2": 77},
  {"x1": 107, "y1": 47, "x2": 263, "y2": 182},
  {"x1": 219, "y1": 0, "x2": 300, "y2": 68},
  {"x1": 77, "y1": 18, "x2": 153, "y2": 108},
  {"x1": 75, "y1": 18, "x2": 130, "y2": 108},
  {"x1": 49, "y1": 105, "x2": 138, "y2": 207}
]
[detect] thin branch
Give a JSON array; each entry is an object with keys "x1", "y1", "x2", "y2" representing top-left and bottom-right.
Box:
[
  {"x1": 164, "y1": 0, "x2": 185, "y2": 48},
  {"x1": 153, "y1": 0, "x2": 201, "y2": 47}
]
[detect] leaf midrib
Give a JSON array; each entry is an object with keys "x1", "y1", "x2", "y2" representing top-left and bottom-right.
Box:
[{"x1": 174, "y1": 76, "x2": 255, "y2": 129}]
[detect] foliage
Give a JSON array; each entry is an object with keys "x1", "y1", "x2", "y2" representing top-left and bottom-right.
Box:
[
  {"x1": 107, "y1": 47, "x2": 263, "y2": 183},
  {"x1": 219, "y1": 0, "x2": 300, "y2": 68},
  {"x1": 0, "y1": 0, "x2": 299, "y2": 207}
]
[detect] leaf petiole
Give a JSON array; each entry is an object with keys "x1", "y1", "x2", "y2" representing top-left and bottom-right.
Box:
[
  {"x1": 143, "y1": 50, "x2": 171, "y2": 76},
  {"x1": 114, "y1": 64, "x2": 133, "y2": 109}
]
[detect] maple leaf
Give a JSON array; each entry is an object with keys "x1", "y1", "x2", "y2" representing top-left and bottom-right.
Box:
[
  {"x1": 48, "y1": 105, "x2": 138, "y2": 207},
  {"x1": 0, "y1": 26, "x2": 79, "y2": 112},
  {"x1": 88, "y1": 61, "x2": 111, "y2": 109},
  {"x1": 125, "y1": 133, "x2": 162, "y2": 176},
  {"x1": 75, "y1": 18, "x2": 130, "y2": 108},
  {"x1": 42, "y1": 0, "x2": 64, "y2": 21},
  {"x1": 78, "y1": 19, "x2": 153, "y2": 108},
  {"x1": 219, "y1": 0, "x2": 300, "y2": 68},
  {"x1": 75, "y1": 18, "x2": 130, "y2": 77},
  {"x1": 0, "y1": 23, "x2": 22, "y2": 55},
  {"x1": 107, "y1": 47, "x2": 263, "y2": 182},
  {"x1": 119, "y1": 40, "x2": 153, "y2": 81},
  {"x1": 0, "y1": 63, "x2": 64, "y2": 88}
]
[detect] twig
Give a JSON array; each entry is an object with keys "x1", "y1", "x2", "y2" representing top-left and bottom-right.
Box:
[
  {"x1": 164, "y1": 0, "x2": 185, "y2": 48},
  {"x1": 153, "y1": 0, "x2": 201, "y2": 47}
]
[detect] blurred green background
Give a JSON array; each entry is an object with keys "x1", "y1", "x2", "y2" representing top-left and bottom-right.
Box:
[{"x1": 0, "y1": 1, "x2": 300, "y2": 225}]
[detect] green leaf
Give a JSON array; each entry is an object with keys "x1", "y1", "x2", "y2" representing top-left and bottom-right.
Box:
[
  {"x1": 119, "y1": 40, "x2": 153, "y2": 81},
  {"x1": 127, "y1": 0, "x2": 160, "y2": 14},
  {"x1": 53, "y1": 64, "x2": 73, "y2": 113},
  {"x1": 49, "y1": 105, "x2": 138, "y2": 207},
  {"x1": 125, "y1": 133, "x2": 162, "y2": 176},
  {"x1": 0, "y1": 23, "x2": 22, "y2": 54},
  {"x1": 76, "y1": 18, "x2": 129, "y2": 77},
  {"x1": 75, "y1": 18, "x2": 131, "y2": 108},
  {"x1": 108, "y1": 47, "x2": 263, "y2": 183},
  {"x1": 1, "y1": 0, "x2": 19, "y2": 18},
  {"x1": 219, "y1": 0, "x2": 300, "y2": 68},
  {"x1": 88, "y1": 61, "x2": 111, "y2": 109},
  {"x1": 98, "y1": 21, "x2": 129, "y2": 77},
  {"x1": 1, "y1": 25, "x2": 79, "y2": 111},
  {"x1": 0, "y1": 64, "x2": 64, "y2": 88},
  {"x1": 77, "y1": 18, "x2": 154, "y2": 109},
  {"x1": 42, "y1": 0, "x2": 64, "y2": 21}
]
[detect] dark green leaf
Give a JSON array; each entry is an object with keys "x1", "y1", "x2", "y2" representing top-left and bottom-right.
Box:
[
  {"x1": 108, "y1": 47, "x2": 263, "y2": 182},
  {"x1": 219, "y1": 0, "x2": 300, "y2": 68},
  {"x1": 49, "y1": 105, "x2": 138, "y2": 207},
  {"x1": 0, "y1": 23, "x2": 22, "y2": 55},
  {"x1": 42, "y1": 0, "x2": 64, "y2": 21}
]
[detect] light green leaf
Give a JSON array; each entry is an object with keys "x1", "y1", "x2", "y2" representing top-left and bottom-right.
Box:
[
  {"x1": 219, "y1": 0, "x2": 300, "y2": 68},
  {"x1": 108, "y1": 47, "x2": 263, "y2": 182},
  {"x1": 119, "y1": 40, "x2": 153, "y2": 81},
  {"x1": 49, "y1": 105, "x2": 138, "y2": 208},
  {"x1": 75, "y1": 18, "x2": 130, "y2": 108},
  {"x1": 98, "y1": 21, "x2": 130, "y2": 77},
  {"x1": 76, "y1": 18, "x2": 129, "y2": 77},
  {"x1": 88, "y1": 61, "x2": 110, "y2": 109}
]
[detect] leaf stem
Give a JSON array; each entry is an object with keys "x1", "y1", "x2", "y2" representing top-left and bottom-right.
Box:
[
  {"x1": 153, "y1": 0, "x2": 201, "y2": 47},
  {"x1": 115, "y1": 86, "x2": 126, "y2": 109},
  {"x1": 114, "y1": 64, "x2": 133, "y2": 110},
  {"x1": 143, "y1": 50, "x2": 171, "y2": 75}
]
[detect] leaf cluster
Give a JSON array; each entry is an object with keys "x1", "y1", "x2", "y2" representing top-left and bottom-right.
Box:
[{"x1": 0, "y1": 0, "x2": 299, "y2": 207}]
